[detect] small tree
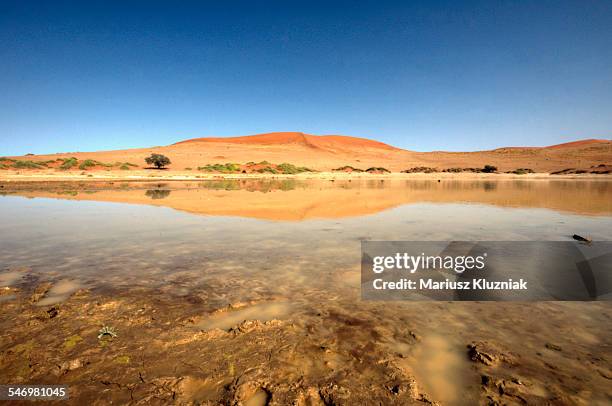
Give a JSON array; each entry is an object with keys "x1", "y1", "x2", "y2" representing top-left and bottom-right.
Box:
[
  {"x1": 482, "y1": 164, "x2": 498, "y2": 173},
  {"x1": 145, "y1": 153, "x2": 171, "y2": 169}
]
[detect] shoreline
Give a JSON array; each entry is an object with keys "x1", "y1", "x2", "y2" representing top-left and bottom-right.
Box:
[{"x1": 1, "y1": 170, "x2": 611, "y2": 183}]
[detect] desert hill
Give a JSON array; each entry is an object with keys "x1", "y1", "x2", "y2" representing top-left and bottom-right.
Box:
[
  {"x1": 174, "y1": 132, "x2": 398, "y2": 151},
  {"x1": 2, "y1": 132, "x2": 610, "y2": 173}
]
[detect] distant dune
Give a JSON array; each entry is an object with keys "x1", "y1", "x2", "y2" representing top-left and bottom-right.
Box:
[
  {"x1": 544, "y1": 139, "x2": 610, "y2": 149},
  {"x1": 3, "y1": 132, "x2": 611, "y2": 173},
  {"x1": 174, "y1": 132, "x2": 399, "y2": 151}
]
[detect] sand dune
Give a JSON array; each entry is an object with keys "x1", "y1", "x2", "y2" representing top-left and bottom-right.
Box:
[
  {"x1": 3, "y1": 132, "x2": 611, "y2": 173},
  {"x1": 174, "y1": 132, "x2": 398, "y2": 151}
]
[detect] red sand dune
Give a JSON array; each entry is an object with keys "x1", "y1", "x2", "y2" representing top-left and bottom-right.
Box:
[
  {"x1": 174, "y1": 132, "x2": 399, "y2": 151},
  {"x1": 496, "y1": 138, "x2": 609, "y2": 151},
  {"x1": 545, "y1": 139, "x2": 610, "y2": 149}
]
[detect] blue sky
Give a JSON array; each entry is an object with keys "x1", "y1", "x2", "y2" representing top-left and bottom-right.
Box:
[{"x1": 1, "y1": 0, "x2": 611, "y2": 155}]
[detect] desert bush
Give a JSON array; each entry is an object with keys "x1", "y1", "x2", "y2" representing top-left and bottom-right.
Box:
[
  {"x1": 482, "y1": 165, "x2": 498, "y2": 173},
  {"x1": 365, "y1": 167, "x2": 390, "y2": 173},
  {"x1": 59, "y1": 157, "x2": 78, "y2": 170},
  {"x1": 277, "y1": 163, "x2": 313, "y2": 174},
  {"x1": 256, "y1": 166, "x2": 278, "y2": 174},
  {"x1": 333, "y1": 165, "x2": 364, "y2": 172},
  {"x1": 13, "y1": 160, "x2": 46, "y2": 169},
  {"x1": 510, "y1": 168, "x2": 534, "y2": 175},
  {"x1": 402, "y1": 167, "x2": 438, "y2": 173},
  {"x1": 198, "y1": 163, "x2": 241, "y2": 173},
  {"x1": 79, "y1": 159, "x2": 97, "y2": 170}
]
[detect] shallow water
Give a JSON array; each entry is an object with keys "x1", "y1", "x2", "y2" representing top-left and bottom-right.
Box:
[
  {"x1": 1, "y1": 180, "x2": 611, "y2": 294},
  {"x1": 410, "y1": 334, "x2": 478, "y2": 405},
  {"x1": 1, "y1": 179, "x2": 611, "y2": 405}
]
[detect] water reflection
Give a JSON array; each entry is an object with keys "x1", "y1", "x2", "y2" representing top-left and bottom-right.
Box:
[
  {"x1": 0, "y1": 179, "x2": 611, "y2": 297},
  {"x1": 1, "y1": 179, "x2": 611, "y2": 220},
  {"x1": 145, "y1": 189, "x2": 172, "y2": 199}
]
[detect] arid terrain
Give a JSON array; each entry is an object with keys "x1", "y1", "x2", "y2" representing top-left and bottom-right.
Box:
[{"x1": 2, "y1": 133, "x2": 611, "y2": 180}]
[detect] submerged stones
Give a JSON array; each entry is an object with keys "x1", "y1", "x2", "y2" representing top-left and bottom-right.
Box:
[
  {"x1": 29, "y1": 282, "x2": 53, "y2": 303},
  {"x1": 545, "y1": 342, "x2": 563, "y2": 352}
]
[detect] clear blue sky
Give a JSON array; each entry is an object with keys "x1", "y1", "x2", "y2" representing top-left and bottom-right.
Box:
[{"x1": 1, "y1": 0, "x2": 611, "y2": 155}]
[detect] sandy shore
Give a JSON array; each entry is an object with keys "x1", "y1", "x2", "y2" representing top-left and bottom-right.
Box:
[
  {"x1": 1, "y1": 169, "x2": 611, "y2": 183},
  {"x1": 2, "y1": 268, "x2": 611, "y2": 405}
]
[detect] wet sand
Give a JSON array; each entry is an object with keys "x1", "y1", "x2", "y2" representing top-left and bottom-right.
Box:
[
  {"x1": 1, "y1": 179, "x2": 611, "y2": 405},
  {"x1": 2, "y1": 277, "x2": 610, "y2": 405}
]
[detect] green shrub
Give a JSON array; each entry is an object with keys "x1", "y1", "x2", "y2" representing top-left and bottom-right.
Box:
[
  {"x1": 79, "y1": 159, "x2": 97, "y2": 170},
  {"x1": 13, "y1": 160, "x2": 46, "y2": 169},
  {"x1": 277, "y1": 163, "x2": 313, "y2": 174},
  {"x1": 198, "y1": 163, "x2": 241, "y2": 173},
  {"x1": 119, "y1": 164, "x2": 130, "y2": 170},
  {"x1": 60, "y1": 157, "x2": 78, "y2": 170},
  {"x1": 256, "y1": 166, "x2": 278, "y2": 174},
  {"x1": 277, "y1": 163, "x2": 299, "y2": 174}
]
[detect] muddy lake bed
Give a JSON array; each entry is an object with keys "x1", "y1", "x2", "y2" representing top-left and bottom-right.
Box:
[{"x1": 0, "y1": 179, "x2": 611, "y2": 405}]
